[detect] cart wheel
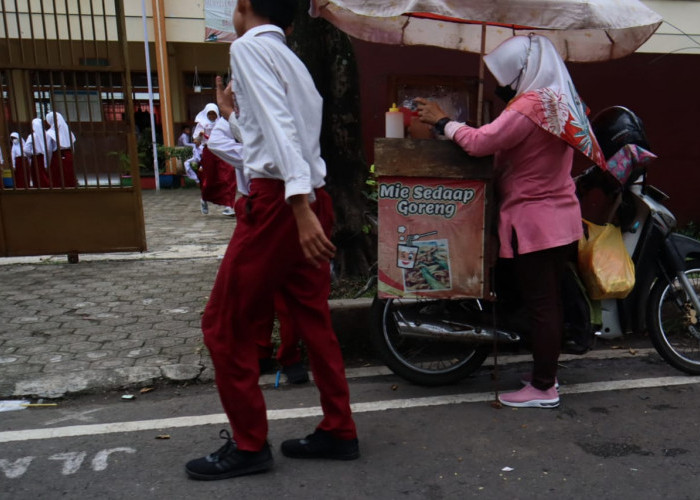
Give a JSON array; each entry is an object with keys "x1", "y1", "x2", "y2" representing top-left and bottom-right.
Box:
[{"x1": 370, "y1": 297, "x2": 490, "y2": 386}]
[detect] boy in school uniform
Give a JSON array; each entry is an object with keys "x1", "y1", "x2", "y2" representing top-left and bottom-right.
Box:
[{"x1": 185, "y1": 0, "x2": 359, "y2": 481}]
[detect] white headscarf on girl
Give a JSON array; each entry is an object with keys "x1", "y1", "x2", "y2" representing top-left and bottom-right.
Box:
[
  {"x1": 10, "y1": 132, "x2": 25, "y2": 165},
  {"x1": 195, "y1": 103, "x2": 220, "y2": 125},
  {"x1": 46, "y1": 111, "x2": 76, "y2": 150},
  {"x1": 27, "y1": 118, "x2": 48, "y2": 158},
  {"x1": 484, "y1": 34, "x2": 605, "y2": 167},
  {"x1": 194, "y1": 103, "x2": 220, "y2": 140}
]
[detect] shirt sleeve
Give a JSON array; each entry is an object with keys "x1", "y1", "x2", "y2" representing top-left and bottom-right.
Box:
[
  {"x1": 193, "y1": 123, "x2": 206, "y2": 140},
  {"x1": 231, "y1": 38, "x2": 311, "y2": 200},
  {"x1": 446, "y1": 109, "x2": 537, "y2": 157},
  {"x1": 207, "y1": 120, "x2": 243, "y2": 169}
]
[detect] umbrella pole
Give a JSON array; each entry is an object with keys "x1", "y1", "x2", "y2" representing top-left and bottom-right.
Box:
[{"x1": 476, "y1": 23, "x2": 486, "y2": 126}]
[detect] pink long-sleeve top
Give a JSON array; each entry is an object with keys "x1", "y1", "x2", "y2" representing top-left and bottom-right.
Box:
[{"x1": 445, "y1": 108, "x2": 582, "y2": 258}]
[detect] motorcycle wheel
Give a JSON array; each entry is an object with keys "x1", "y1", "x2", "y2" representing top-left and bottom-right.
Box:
[
  {"x1": 370, "y1": 297, "x2": 491, "y2": 386},
  {"x1": 647, "y1": 260, "x2": 700, "y2": 374}
]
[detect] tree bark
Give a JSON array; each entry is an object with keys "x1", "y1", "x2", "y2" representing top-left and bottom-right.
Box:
[{"x1": 288, "y1": 3, "x2": 376, "y2": 277}]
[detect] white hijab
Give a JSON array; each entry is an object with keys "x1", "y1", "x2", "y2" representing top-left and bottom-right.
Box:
[
  {"x1": 193, "y1": 103, "x2": 220, "y2": 143},
  {"x1": 28, "y1": 118, "x2": 48, "y2": 157},
  {"x1": 195, "y1": 103, "x2": 220, "y2": 126},
  {"x1": 10, "y1": 132, "x2": 25, "y2": 164},
  {"x1": 484, "y1": 34, "x2": 605, "y2": 167},
  {"x1": 485, "y1": 35, "x2": 576, "y2": 100},
  {"x1": 46, "y1": 112, "x2": 76, "y2": 149}
]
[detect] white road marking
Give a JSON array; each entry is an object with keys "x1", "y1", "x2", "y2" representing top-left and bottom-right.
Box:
[
  {"x1": 48, "y1": 452, "x2": 86, "y2": 475},
  {"x1": 91, "y1": 448, "x2": 136, "y2": 471},
  {"x1": 0, "y1": 375, "x2": 697, "y2": 444},
  {"x1": 0, "y1": 457, "x2": 34, "y2": 478},
  {"x1": 44, "y1": 408, "x2": 107, "y2": 426}
]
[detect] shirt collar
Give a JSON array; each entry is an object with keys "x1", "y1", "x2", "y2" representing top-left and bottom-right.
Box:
[{"x1": 242, "y1": 24, "x2": 285, "y2": 42}]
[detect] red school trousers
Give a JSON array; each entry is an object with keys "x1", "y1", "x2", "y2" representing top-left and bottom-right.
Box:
[
  {"x1": 255, "y1": 293, "x2": 303, "y2": 367},
  {"x1": 201, "y1": 178, "x2": 356, "y2": 451}
]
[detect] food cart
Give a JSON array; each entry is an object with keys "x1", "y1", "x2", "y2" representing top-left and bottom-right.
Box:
[
  {"x1": 308, "y1": 0, "x2": 663, "y2": 385},
  {"x1": 375, "y1": 138, "x2": 495, "y2": 301},
  {"x1": 311, "y1": 0, "x2": 662, "y2": 302}
]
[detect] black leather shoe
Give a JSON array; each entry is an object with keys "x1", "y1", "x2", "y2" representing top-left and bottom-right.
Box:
[
  {"x1": 281, "y1": 362, "x2": 309, "y2": 384},
  {"x1": 186, "y1": 430, "x2": 273, "y2": 480},
  {"x1": 281, "y1": 429, "x2": 359, "y2": 460}
]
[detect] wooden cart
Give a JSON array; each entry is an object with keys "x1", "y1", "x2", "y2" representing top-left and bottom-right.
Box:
[{"x1": 374, "y1": 138, "x2": 495, "y2": 300}]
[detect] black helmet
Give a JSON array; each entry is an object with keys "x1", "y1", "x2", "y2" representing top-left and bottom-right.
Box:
[{"x1": 591, "y1": 106, "x2": 650, "y2": 160}]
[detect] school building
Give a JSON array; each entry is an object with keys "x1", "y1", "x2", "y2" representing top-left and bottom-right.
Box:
[{"x1": 0, "y1": 0, "x2": 698, "y2": 258}]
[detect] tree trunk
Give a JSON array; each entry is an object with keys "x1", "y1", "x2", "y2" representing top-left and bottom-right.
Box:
[{"x1": 289, "y1": 3, "x2": 376, "y2": 277}]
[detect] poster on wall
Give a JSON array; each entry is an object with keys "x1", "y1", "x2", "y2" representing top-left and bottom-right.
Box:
[
  {"x1": 204, "y1": 0, "x2": 237, "y2": 42},
  {"x1": 378, "y1": 176, "x2": 486, "y2": 299}
]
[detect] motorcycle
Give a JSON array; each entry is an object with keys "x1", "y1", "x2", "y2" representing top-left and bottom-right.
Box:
[{"x1": 370, "y1": 106, "x2": 700, "y2": 386}]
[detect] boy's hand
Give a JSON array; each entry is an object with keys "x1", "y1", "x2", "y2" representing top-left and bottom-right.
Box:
[
  {"x1": 289, "y1": 194, "x2": 336, "y2": 266},
  {"x1": 215, "y1": 76, "x2": 235, "y2": 120}
]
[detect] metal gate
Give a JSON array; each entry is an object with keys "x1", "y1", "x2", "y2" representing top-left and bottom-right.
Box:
[{"x1": 0, "y1": 0, "x2": 146, "y2": 257}]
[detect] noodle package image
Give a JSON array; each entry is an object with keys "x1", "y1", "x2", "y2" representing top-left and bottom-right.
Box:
[
  {"x1": 402, "y1": 238, "x2": 452, "y2": 292},
  {"x1": 378, "y1": 175, "x2": 487, "y2": 299}
]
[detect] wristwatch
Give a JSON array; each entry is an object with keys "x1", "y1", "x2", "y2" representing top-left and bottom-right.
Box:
[{"x1": 433, "y1": 117, "x2": 450, "y2": 136}]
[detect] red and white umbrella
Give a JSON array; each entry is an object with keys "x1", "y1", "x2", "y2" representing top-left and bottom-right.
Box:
[
  {"x1": 309, "y1": 0, "x2": 662, "y2": 61},
  {"x1": 310, "y1": 0, "x2": 663, "y2": 123}
]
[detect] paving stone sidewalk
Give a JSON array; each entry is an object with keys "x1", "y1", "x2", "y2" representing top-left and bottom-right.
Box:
[
  {"x1": 0, "y1": 188, "x2": 371, "y2": 398},
  {"x1": 0, "y1": 189, "x2": 235, "y2": 398}
]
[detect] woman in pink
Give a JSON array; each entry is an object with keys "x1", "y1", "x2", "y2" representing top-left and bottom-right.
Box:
[{"x1": 417, "y1": 35, "x2": 605, "y2": 408}]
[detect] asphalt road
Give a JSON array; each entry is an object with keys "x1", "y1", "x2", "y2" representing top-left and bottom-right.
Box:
[{"x1": 2, "y1": 348, "x2": 700, "y2": 500}]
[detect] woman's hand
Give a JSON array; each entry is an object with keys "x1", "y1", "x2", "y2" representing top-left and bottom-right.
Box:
[{"x1": 414, "y1": 97, "x2": 449, "y2": 126}]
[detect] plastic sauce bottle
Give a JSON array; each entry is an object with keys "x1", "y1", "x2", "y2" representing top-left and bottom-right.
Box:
[{"x1": 385, "y1": 103, "x2": 404, "y2": 138}]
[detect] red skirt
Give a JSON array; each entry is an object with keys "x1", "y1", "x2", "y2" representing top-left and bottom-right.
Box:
[
  {"x1": 199, "y1": 147, "x2": 237, "y2": 207},
  {"x1": 28, "y1": 154, "x2": 50, "y2": 188},
  {"x1": 48, "y1": 149, "x2": 77, "y2": 188},
  {"x1": 12, "y1": 156, "x2": 31, "y2": 189},
  {"x1": 12, "y1": 155, "x2": 50, "y2": 188}
]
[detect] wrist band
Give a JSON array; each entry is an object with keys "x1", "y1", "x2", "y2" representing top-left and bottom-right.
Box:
[{"x1": 433, "y1": 117, "x2": 450, "y2": 135}]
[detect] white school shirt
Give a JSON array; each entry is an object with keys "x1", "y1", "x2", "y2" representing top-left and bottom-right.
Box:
[
  {"x1": 193, "y1": 122, "x2": 214, "y2": 146},
  {"x1": 207, "y1": 116, "x2": 248, "y2": 195},
  {"x1": 230, "y1": 24, "x2": 326, "y2": 201},
  {"x1": 177, "y1": 132, "x2": 195, "y2": 148},
  {"x1": 10, "y1": 134, "x2": 25, "y2": 166},
  {"x1": 23, "y1": 136, "x2": 45, "y2": 167}
]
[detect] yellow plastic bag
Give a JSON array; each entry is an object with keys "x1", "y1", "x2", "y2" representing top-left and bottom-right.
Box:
[{"x1": 577, "y1": 220, "x2": 635, "y2": 300}]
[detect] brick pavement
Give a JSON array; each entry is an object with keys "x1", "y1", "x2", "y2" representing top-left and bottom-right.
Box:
[{"x1": 1, "y1": 189, "x2": 235, "y2": 398}]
